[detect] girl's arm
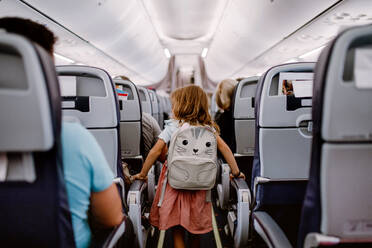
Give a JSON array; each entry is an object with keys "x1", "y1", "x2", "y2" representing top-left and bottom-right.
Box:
[
  {"x1": 133, "y1": 139, "x2": 166, "y2": 180},
  {"x1": 217, "y1": 135, "x2": 245, "y2": 178}
]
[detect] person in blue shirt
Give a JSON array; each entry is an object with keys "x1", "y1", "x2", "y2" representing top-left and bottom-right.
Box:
[{"x1": 0, "y1": 17, "x2": 123, "y2": 248}]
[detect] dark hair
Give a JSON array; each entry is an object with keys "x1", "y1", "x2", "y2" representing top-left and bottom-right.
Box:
[{"x1": 0, "y1": 17, "x2": 57, "y2": 54}]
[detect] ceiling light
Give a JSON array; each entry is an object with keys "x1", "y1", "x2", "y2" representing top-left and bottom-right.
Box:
[
  {"x1": 53, "y1": 53, "x2": 75, "y2": 64},
  {"x1": 201, "y1": 48, "x2": 208, "y2": 58},
  {"x1": 164, "y1": 48, "x2": 171, "y2": 58},
  {"x1": 299, "y1": 45, "x2": 327, "y2": 59}
]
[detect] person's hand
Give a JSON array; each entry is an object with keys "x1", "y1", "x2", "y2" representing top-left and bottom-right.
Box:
[
  {"x1": 230, "y1": 171, "x2": 246, "y2": 180},
  {"x1": 131, "y1": 172, "x2": 147, "y2": 181}
]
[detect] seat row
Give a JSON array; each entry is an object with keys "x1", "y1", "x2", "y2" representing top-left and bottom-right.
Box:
[{"x1": 214, "y1": 24, "x2": 372, "y2": 248}]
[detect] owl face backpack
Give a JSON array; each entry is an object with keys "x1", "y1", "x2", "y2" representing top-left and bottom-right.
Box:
[{"x1": 157, "y1": 124, "x2": 218, "y2": 207}]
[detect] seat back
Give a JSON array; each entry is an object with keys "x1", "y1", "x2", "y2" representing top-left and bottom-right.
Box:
[
  {"x1": 148, "y1": 90, "x2": 160, "y2": 126},
  {"x1": 114, "y1": 79, "x2": 142, "y2": 158},
  {"x1": 157, "y1": 95, "x2": 165, "y2": 129},
  {"x1": 299, "y1": 25, "x2": 372, "y2": 246},
  {"x1": 137, "y1": 86, "x2": 152, "y2": 115},
  {"x1": 0, "y1": 33, "x2": 74, "y2": 247},
  {"x1": 57, "y1": 66, "x2": 121, "y2": 178},
  {"x1": 233, "y1": 76, "x2": 259, "y2": 156},
  {"x1": 252, "y1": 63, "x2": 315, "y2": 246},
  {"x1": 210, "y1": 92, "x2": 219, "y2": 120}
]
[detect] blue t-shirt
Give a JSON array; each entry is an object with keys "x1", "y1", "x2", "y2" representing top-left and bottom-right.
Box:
[{"x1": 61, "y1": 122, "x2": 114, "y2": 248}]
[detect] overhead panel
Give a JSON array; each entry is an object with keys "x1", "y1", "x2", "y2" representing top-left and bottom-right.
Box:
[
  {"x1": 205, "y1": 0, "x2": 340, "y2": 82},
  {"x1": 237, "y1": 0, "x2": 372, "y2": 77},
  {"x1": 19, "y1": 0, "x2": 168, "y2": 84}
]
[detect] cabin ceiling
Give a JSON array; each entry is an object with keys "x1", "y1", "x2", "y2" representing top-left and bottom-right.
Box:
[{"x1": 1, "y1": 0, "x2": 372, "y2": 86}]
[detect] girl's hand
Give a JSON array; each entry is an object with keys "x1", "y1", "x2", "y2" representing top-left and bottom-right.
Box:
[
  {"x1": 132, "y1": 172, "x2": 147, "y2": 181},
  {"x1": 230, "y1": 171, "x2": 246, "y2": 180}
]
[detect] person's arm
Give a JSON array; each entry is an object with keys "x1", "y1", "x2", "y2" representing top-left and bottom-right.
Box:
[
  {"x1": 158, "y1": 144, "x2": 168, "y2": 163},
  {"x1": 217, "y1": 135, "x2": 245, "y2": 179},
  {"x1": 133, "y1": 139, "x2": 166, "y2": 180},
  {"x1": 90, "y1": 184, "x2": 124, "y2": 227}
]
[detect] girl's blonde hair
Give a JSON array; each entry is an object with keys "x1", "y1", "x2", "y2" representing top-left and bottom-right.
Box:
[
  {"x1": 215, "y1": 79, "x2": 237, "y2": 110},
  {"x1": 171, "y1": 85, "x2": 219, "y2": 133}
]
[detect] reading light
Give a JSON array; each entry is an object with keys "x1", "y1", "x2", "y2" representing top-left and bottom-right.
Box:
[
  {"x1": 54, "y1": 53, "x2": 75, "y2": 64},
  {"x1": 201, "y1": 48, "x2": 208, "y2": 58},
  {"x1": 299, "y1": 45, "x2": 327, "y2": 59},
  {"x1": 164, "y1": 48, "x2": 171, "y2": 58}
]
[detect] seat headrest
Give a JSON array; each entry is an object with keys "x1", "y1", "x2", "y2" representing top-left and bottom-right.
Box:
[
  {"x1": 258, "y1": 63, "x2": 316, "y2": 128},
  {"x1": 316, "y1": 24, "x2": 372, "y2": 142},
  {"x1": 148, "y1": 90, "x2": 159, "y2": 114},
  {"x1": 114, "y1": 79, "x2": 141, "y2": 121},
  {"x1": 233, "y1": 76, "x2": 259, "y2": 119},
  {"x1": 0, "y1": 33, "x2": 57, "y2": 152},
  {"x1": 138, "y1": 86, "x2": 152, "y2": 114},
  {"x1": 57, "y1": 65, "x2": 119, "y2": 128}
]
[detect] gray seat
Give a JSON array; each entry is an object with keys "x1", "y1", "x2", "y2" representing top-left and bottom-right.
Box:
[
  {"x1": 157, "y1": 95, "x2": 165, "y2": 129},
  {"x1": 148, "y1": 90, "x2": 161, "y2": 127},
  {"x1": 233, "y1": 76, "x2": 259, "y2": 156},
  {"x1": 299, "y1": 24, "x2": 372, "y2": 248},
  {"x1": 252, "y1": 63, "x2": 315, "y2": 247},
  {"x1": 114, "y1": 79, "x2": 142, "y2": 159},
  {"x1": 210, "y1": 92, "x2": 219, "y2": 120},
  {"x1": 0, "y1": 31, "x2": 75, "y2": 247},
  {"x1": 57, "y1": 66, "x2": 121, "y2": 178},
  {"x1": 138, "y1": 86, "x2": 152, "y2": 115}
]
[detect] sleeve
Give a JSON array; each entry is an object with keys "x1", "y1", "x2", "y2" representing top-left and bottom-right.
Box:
[
  {"x1": 158, "y1": 120, "x2": 177, "y2": 143},
  {"x1": 77, "y1": 125, "x2": 114, "y2": 192},
  {"x1": 152, "y1": 118, "x2": 161, "y2": 138}
]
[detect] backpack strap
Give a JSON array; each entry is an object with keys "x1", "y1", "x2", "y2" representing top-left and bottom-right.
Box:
[{"x1": 157, "y1": 169, "x2": 168, "y2": 207}]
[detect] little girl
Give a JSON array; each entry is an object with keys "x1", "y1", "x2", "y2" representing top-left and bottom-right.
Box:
[{"x1": 133, "y1": 85, "x2": 244, "y2": 248}]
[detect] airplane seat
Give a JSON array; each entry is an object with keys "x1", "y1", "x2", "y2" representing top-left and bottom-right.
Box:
[
  {"x1": 232, "y1": 76, "x2": 259, "y2": 158},
  {"x1": 138, "y1": 86, "x2": 152, "y2": 116},
  {"x1": 210, "y1": 91, "x2": 219, "y2": 120},
  {"x1": 148, "y1": 89, "x2": 161, "y2": 126},
  {"x1": 114, "y1": 79, "x2": 143, "y2": 169},
  {"x1": 56, "y1": 65, "x2": 135, "y2": 246},
  {"x1": 157, "y1": 94, "x2": 165, "y2": 129},
  {"x1": 57, "y1": 66, "x2": 123, "y2": 179},
  {"x1": 0, "y1": 32, "x2": 75, "y2": 247},
  {"x1": 252, "y1": 63, "x2": 315, "y2": 247},
  {"x1": 298, "y1": 25, "x2": 372, "y2": 248}
]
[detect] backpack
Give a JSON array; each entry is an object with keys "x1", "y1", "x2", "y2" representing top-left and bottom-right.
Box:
[{"x1": 157, "y1": 124, "x2": 218, "y2": 207}]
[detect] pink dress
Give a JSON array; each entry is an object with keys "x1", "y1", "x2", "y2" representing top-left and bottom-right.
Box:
[{"x1": 149, "y1": 162, "x2": 212, "y2": 234}]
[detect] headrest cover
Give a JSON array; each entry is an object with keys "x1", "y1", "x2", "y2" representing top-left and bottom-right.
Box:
[
  {"x1": 57, "y1": 66, "x2": 118, "y2": 128},
  {"x1": 0, "y1": 33, "x2": 54, "y2": 152},
  {"x1": 114, "y1": 79, "x2": 141, "y2": 121},
  {"x1": 233, "y1": 76, "x2": 259, "y2": 119},
  {"x1": 321, "y1": 25, "x2": 372, "y2": 142},
  {"x1": 258, "y1": 63, "x2": 315, "y2": 127}
]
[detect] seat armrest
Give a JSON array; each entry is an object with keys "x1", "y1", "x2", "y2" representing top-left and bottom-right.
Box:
[
  {"x1": 128, "y1": 179, "x2": 147, "y2": 193},
  {"x1": 102, "y1": 217, "x2": 134, "y2": 248},
  {"x1": 230, "y1": 178, "x2": 251, "y2": 247},
  {"x1": 232, "y1": 178, "x2": 250, "y2": 190},
  {"x1": 303, "y1": 233, "x2": 340, "y2": 248},
  {"x1": 253, "y1": 211, "x2": 292, "y2": 248},
  {"x1": 127, "y1": 180, "x2": 148, "y2": 247},
  {"x1": 113, "y1": 177, "x2": 127, "y2": 210},
  {"x1": 217, "y1": 163, "x2": 230, "y2": 209}
]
